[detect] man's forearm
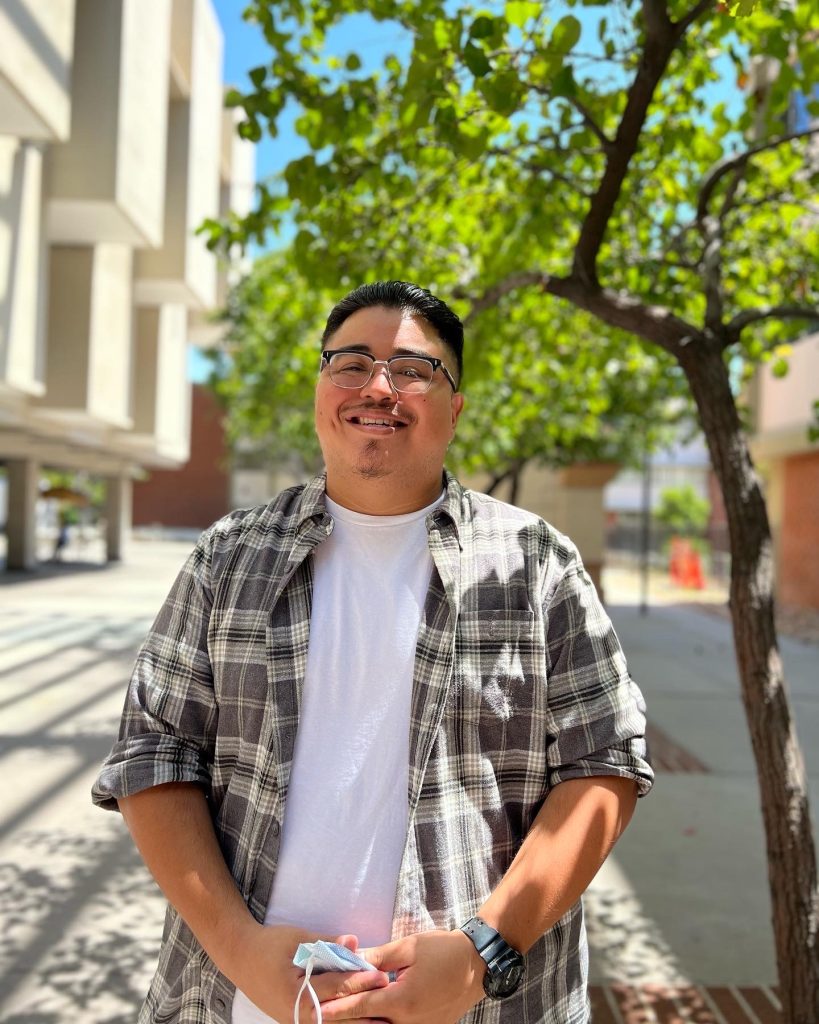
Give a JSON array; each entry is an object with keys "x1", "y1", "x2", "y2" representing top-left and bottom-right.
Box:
[
  {"x1": 118, "y1": 782, "x2": 259, "y2": 976},
  {"x1": 478, "y1": 775, "x2": 638, "y2": 953},
  {"x1": 119, "y1": 782, "x2": 390, "y2": 1020}
]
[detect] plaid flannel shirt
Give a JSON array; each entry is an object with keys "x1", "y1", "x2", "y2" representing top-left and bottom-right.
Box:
[{"x1": 93, "y1": 472, "x2": 653, "y2": 1024}]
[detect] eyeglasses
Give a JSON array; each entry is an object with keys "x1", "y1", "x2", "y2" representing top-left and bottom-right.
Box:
[{"x1": 320, "y1": 349, "x2": 458, "y2": 394}]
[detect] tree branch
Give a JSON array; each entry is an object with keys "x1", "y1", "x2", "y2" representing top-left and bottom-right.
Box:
[
  {"x1": 718, "y1": 165, "x2": 745, "y2": 221},
  {"x1": 727, "y1": 305, "x2": 819, "y2": 336},
  {"x1": 461, "y1": 269, "x2": 702, "y2": 356},
  {"x1": 520, "y1": 160, "x2": 595, "y2": 198},
  {"x1": 700, "y1": 214, "x2": 725, "y2": 333},
  {"x1": 697, "y1": 127, "x2": 819, "y2": 223},
  {"x1": 673, "y1": 0, "x2": 715, "y2": 34},
  {"x1": 565, "y1": 96, "x2": 614, "y2": 153},
  {"x1": 461, "y1": 271, "x2": 548, "y2": 322},
  {"x1": 571, "y1": 4, "x2": 678, "y2": 286}
]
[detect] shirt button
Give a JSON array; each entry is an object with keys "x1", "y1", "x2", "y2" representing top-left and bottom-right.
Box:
[
  {"x1": 214, "y1": 997, "x2": 226, "y2": 1012},
  {"x1": 270, "y1": 819, "x2": 281, "y2": 837}
]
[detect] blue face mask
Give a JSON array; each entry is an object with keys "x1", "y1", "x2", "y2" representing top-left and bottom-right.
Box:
[{"x1": 292, "y1": 941, "x2": 377, "y2": 1023}]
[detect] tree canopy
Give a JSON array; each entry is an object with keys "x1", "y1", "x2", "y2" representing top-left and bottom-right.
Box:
[{"x1": 210, "y1": 0, "x2": 818, "y2": 373}]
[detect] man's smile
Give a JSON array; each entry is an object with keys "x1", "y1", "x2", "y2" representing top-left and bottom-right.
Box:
[{"x1": 342, "y1": 407, "x2": 411, "y2": 433}]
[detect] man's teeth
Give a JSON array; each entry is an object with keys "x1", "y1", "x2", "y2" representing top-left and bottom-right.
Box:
[{"x1": 357, "y1": 417, "x2": 397, "y2": 425}]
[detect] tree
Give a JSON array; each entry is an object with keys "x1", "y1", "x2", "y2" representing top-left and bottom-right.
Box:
[
  {"x1": 212, "y1": 1, "x2": 819, "y2": 1017},
  {"x1": 655, "y1": 483, "x2": 711, "y2": 535},
  {"x1": 212, "y1": 251, "x2": 689, "y2": 492}
]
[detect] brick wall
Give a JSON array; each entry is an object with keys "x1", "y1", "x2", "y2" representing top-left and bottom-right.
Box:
[
  {"x1": 133, "y1": 384, "x2": 230, "y2": 529},
  {"x1": 779, "y1": 450, "x2": 819, "y2": 610}
]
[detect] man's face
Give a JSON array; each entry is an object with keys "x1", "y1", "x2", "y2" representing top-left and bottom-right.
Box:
[{"x1": 315, "y1": 305, "x2": 464, "y2": 503}]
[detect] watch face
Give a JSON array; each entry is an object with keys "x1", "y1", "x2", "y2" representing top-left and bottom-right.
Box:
[{"x1": 483, "y1": 955, "x2": 525, "y2": 999}]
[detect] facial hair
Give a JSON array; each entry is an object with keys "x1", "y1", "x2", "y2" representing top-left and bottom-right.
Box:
[{"x1": 354, "y1": 438, "x2": 392, "y2": 479}]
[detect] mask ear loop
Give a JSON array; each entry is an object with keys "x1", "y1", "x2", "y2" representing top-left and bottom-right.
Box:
[{"x1": 294, "y1": 955, "x2": 322, "y2": 1024}]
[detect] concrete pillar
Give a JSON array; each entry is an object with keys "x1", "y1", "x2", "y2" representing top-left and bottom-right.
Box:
[
  {"x1": 104, "y1": 474, "x2": 132, "y2": 562},
  {"x1": 555, "y1": 463, "x2": 620, "y2": 600},
  {"x1": 6, "y1": 458, "x2": 40, "y2": 570}
]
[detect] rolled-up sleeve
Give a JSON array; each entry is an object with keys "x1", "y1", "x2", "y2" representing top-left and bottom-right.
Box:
[
  {"x1": 543, "y1": 559, "x2": 653, "y2": 797},
  {"x1": 92, "y1": 532, "x2": 218, "y2": 811}
]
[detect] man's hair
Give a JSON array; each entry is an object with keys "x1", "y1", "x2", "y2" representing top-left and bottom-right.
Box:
[{"x1": 321, "y1": 280, "x2": 464, "y2": 386}]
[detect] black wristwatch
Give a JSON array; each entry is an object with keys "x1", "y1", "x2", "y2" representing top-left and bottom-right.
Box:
[{"x1": 460, "y1": 916, "x2": 525, "y2": 999}]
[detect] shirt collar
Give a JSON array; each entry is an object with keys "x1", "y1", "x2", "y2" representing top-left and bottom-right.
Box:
[{"x1": 295, "y1": 470, "x2": 466, "y2": 547}]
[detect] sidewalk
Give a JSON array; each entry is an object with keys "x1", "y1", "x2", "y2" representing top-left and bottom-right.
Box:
[{"x1": 0, "y1": 543, "x2": 816, "y2": 1022}]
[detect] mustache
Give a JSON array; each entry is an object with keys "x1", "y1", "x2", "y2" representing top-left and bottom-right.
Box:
[{"x1": 342, "y1": 401, "x2": 414, "y2": 424}]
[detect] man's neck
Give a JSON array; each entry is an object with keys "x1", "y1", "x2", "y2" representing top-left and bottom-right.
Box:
[{"x1": 324, "y1": 472, "x2": 444, "y2": 516}]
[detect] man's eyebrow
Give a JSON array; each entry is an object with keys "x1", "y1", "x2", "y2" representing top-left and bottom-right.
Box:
[{"x1": 325, "y1": 343, "x2": 435, "y2": 358}]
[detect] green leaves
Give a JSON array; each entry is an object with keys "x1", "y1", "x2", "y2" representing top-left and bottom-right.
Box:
[
  {"x1": 504, "y1": 1, "x2": 540, "y2": 29},
  {"x1": 551, "y1": 15, "x2": 581, "y2": 55},
  {"x1": 478, "y1": 68, "x2": 525, "y2": 115},
  {"x1": 464, "y1": 40, "x2": 492, "y2": 77},
  {"x1": 725, "y1": 0, "x2": 760, "y2": 15},
  {"x1": 469, "y1": 13, "x2": 502, "y2": 42}
]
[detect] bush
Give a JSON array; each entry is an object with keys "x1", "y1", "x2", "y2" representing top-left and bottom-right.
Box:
[{"x1": 655, "y1": 485, "x2": 710, "y2": 537}]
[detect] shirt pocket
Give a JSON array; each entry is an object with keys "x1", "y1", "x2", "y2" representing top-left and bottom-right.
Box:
[{"x1": 451, "y1": 609, "x2": 538, "y2": 734}]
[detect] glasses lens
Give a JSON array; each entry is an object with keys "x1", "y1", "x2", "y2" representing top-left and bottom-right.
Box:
[
  {"x1": 326, "y1": 353, "x2": 435, "y2": 392},
  {"x1": 327, "y1": 352, "x2": 374, "y2": 388},
  {"x1": 388, "y1": 358, "x2": 434, "y2": 392}
]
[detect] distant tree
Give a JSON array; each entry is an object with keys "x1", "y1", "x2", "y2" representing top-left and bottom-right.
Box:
[
  {"x1": 655, "y1": 483, "x2": 711, "y2": 536},
  {"x1": 211, "y1": 1, "x2": 819, "y2": 1016}
]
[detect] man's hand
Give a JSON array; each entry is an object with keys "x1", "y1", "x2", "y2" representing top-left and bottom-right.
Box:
[
  {"x1": 226, "y1": 926, "x2": 390, "y2": 1024},
  {"x1": 118, "y1": 786, "x2": 388, "y2": 1022},
  {"x1": 319, "y1": 929, "x2": 485, "y2": 1023}
]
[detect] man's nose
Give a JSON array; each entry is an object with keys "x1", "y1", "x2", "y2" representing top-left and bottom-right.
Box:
[{"x1": 360, "y1": 362, "x2": 396, "y2": 399}]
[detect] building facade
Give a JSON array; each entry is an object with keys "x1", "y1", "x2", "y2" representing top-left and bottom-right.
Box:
[
  {"x1": 0, "y1": 0, "x2": 254, "y2": 570},
  {"x1": 749, "y1": 331, "x2": 819, "y2": 610}
]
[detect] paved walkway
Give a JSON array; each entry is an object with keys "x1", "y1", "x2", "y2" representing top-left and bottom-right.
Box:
[{"x1": 0, "y1": 543, "x2": 816, "y2": 1022}]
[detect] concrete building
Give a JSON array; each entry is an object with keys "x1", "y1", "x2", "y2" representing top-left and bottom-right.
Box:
[
  {"x1": 0, "y1": 0, "x2": 254, "y2": 570},
  {"x1": 749, "y1": 331, "x2": 819, "y2": 610}
]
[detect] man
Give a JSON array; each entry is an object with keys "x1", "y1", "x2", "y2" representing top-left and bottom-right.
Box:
[{"x1": 93, "y1": 280, "x2": 653, "y2": 1024}]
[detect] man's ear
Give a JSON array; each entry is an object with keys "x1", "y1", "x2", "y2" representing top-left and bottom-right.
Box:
[{"x1": 451, "y1": 392, "x2": 465, "y2": 429}]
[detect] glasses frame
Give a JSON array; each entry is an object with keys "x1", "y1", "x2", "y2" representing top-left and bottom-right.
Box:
[{"x1": 320, "y1": 348, "x2": 458, "y2": 394}]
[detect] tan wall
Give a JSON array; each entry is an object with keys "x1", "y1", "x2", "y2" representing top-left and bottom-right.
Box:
[
  {"x1": 0, "y1": 0, "x2": 76, "y2": 140},
  {"x1": 88, "y1": 244, "x2": 133, "y2": 426},
  {"x1": 170, "y1": 0, "x2": 196, "y2": 97},
  {"x1": 115, "y1": 0, "x2": 172, "y2": 246},
  {"x1": 41, "y1": 244, "x2": 133, "y2": 428},
  {"x1": 46, "y1": 0, "x2": 171, "y2": 247},
  {"x1": 43, "y1": 246, "x2": 93, "y2": 410},
  {"x1": 0, "y1": 138, "x2": 47, "y2": 395},
  {"x1": 753, "y1": 330, "x2": 819, "y2": 455},
  {"x1": 135, "y1": 0, "x2": 222, "y2": 308},
  {"x1": 131, "y1": 304, "x2": 190, "y2": 461}
]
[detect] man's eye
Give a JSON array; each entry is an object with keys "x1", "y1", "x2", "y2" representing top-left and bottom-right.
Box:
[
  {"x1": 394, "y1": 363, "x2": 426, "y2": 379},
  {"x1": 335, "y1": 358, "x2": 369, "y2": 373}
]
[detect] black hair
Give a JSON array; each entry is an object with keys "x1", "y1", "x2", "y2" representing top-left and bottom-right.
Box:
[{"x1": 321, "y1": 280, "x2": 464, "y2": 386}]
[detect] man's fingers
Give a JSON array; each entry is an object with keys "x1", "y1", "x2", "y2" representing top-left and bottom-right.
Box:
[
  {"x1": 310, "y1": 967, "x2": 390, "y2": 1001},
  {"x1": 357, "y1": 938, "x2": 409, "y2": 972},
  {"x1": 319, "y1": 987, "x2": 392, "y2": 1022},
  {"x1": 334, "y1": 933, "x2": 359, "y2": 952}
]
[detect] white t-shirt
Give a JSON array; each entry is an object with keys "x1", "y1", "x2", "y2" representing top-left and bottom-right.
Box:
[{"x1": 231, "y1": 493, "x2": 440, "y2": 1024}]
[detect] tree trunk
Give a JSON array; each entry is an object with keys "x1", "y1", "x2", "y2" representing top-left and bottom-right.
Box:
[{"x1": 679, "y1": 342, "x2": 819, "y2": 1023}]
